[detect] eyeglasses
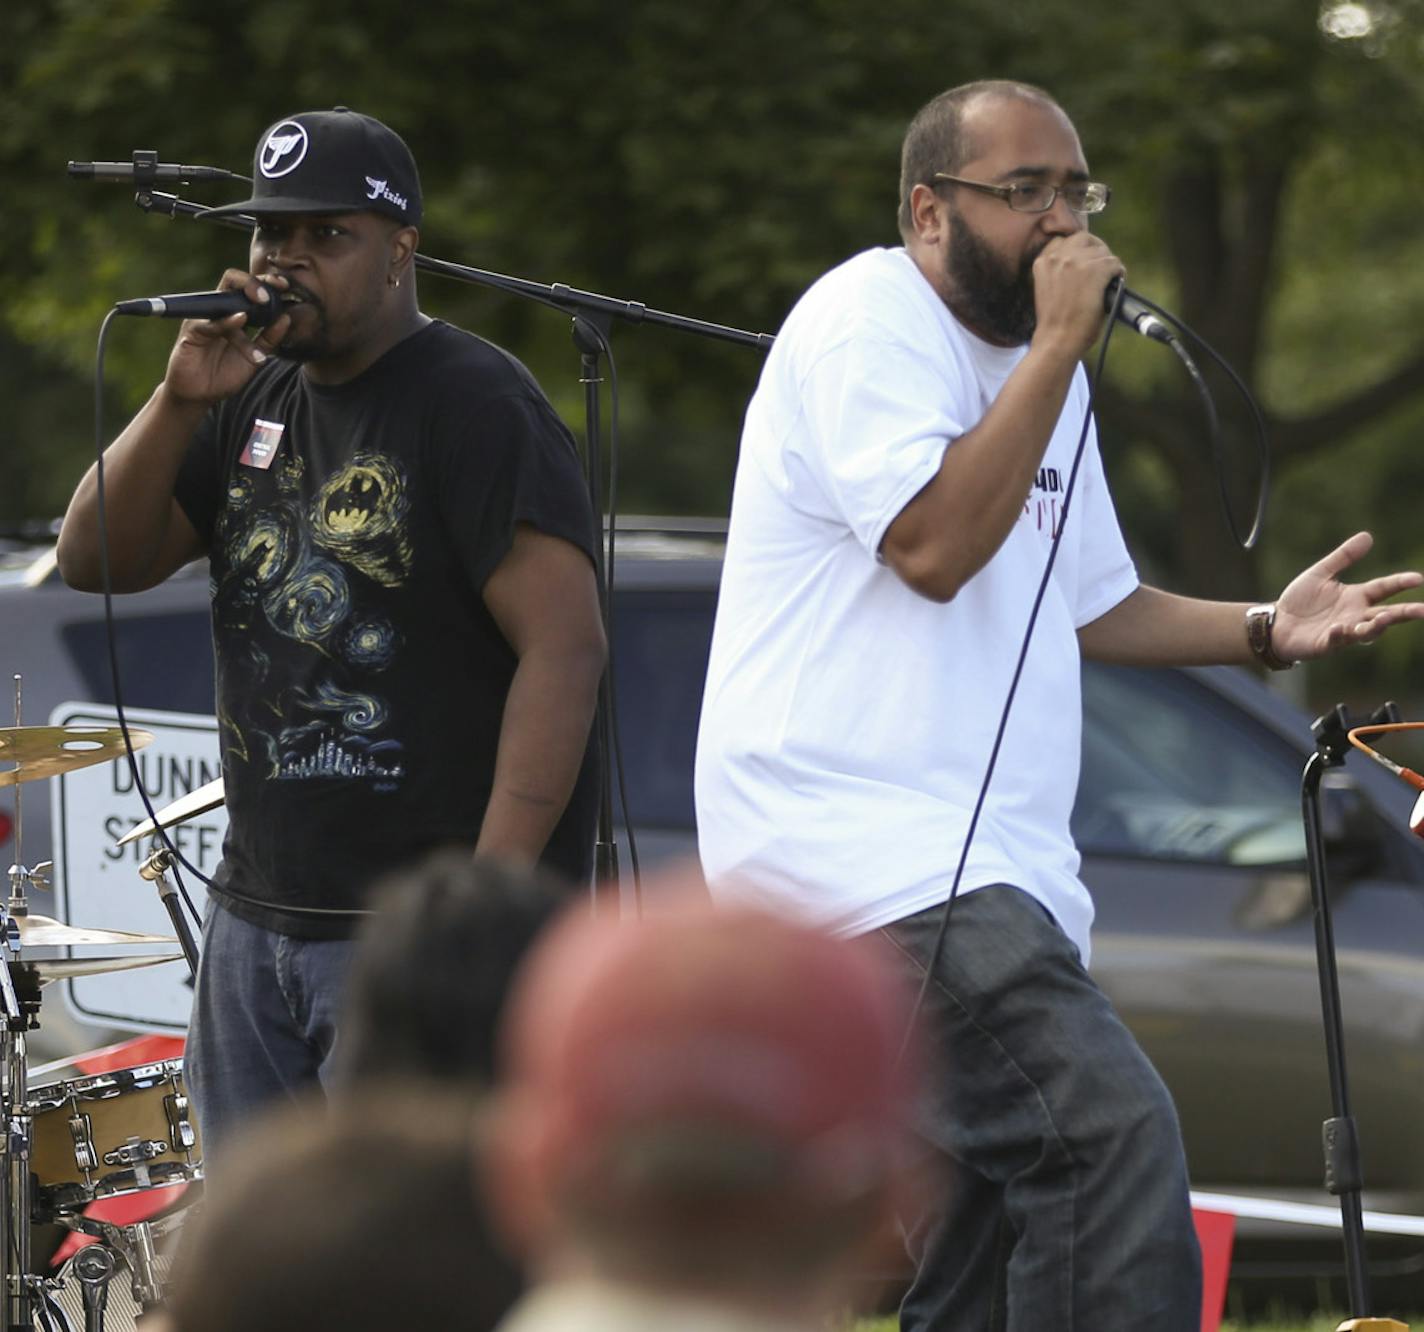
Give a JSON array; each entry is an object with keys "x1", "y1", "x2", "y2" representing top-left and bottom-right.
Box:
[{"x1": 931, "y1": 172, "x2": 1111, "y2": 215}]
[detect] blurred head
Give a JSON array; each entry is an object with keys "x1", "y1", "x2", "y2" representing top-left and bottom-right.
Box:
[
  {"x1": 161, "y1": 1091, "x2": 521, "y2": 1332},
  {"x1": 900, "y1": 82, "x2": 1093, "y2": 345},
  {"x1": 483, "y1": 887, "x2": 920, "y2": 1303},
  {"x1": 336, "y1": 850, "x2": 572, "y2": 1091}
]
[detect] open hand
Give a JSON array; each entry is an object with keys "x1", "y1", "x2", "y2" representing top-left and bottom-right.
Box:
[{"x1": 1273, "y1": 532, "x2": 1424, "y2": 661}]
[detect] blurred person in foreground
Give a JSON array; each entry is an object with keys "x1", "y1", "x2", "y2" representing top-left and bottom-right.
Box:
[
  {"x1": 693, "y1": 79, "x2": 1424, "y2": 1330},
  {"x1": 482, "y1": 887, "x2": 926, "y2": 1332},
  {"x1": 56, "y1": 107, "x2": 605, "y2": 1156},
  {"x1": 334, "y1": 849, "x2": 570, "y2": 1090},
  {"x1": 155, "y1": 1090, "x2": 523, "y2": 1332}
]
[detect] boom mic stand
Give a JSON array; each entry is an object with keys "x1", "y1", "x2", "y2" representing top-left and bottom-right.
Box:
[
  {"x1": 1302, "y1": 702, "x2": 1409, "y2": 1332},
  {"x1": 130, "y1": 187, "x2": 775, "y2": 900}
]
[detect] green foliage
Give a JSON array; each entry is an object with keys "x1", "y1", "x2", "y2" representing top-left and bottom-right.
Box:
[{"x1": 7, "y1": 0, "x2": 1424, "y2": 704}]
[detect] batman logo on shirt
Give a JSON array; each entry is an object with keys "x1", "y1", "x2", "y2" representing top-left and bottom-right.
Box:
[{"x1": 310, "y1": 454, "x2": 413, "y2": 587}]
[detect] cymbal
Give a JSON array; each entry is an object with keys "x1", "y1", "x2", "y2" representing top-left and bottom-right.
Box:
[
  {"x1": 0, "y1": 726, "x2": 154, "y2": 788},
  {"x1": 12, "y1": 915, "x2": 177, "y2": 950},
  {"x1": 116, "y1": 776, "x2": 225, "y2": 847},
  {"x1": 14, "y1": 954, "x2": 183, "y2": 986}
]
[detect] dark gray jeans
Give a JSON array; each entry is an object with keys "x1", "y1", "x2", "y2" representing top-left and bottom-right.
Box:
[
  {"x1": 184, "y1": 899, "x2": 356, "y2": 1164},
  {"x1": 880, "y1": 886, "x2": 1201, "y2": 1331}
]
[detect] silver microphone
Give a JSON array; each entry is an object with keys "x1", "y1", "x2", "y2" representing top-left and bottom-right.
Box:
[
  {"x1": 68, "y1": 159, "x2": 239, "y2": 184},
  {"x1": 1104, "y1": 278, "x2": 1174, "y2": 344}
]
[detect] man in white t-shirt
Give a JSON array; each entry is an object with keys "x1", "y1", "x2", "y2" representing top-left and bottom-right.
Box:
[{"x1": 694, "y1": 80, "x2": 1424, "y2": 1331}]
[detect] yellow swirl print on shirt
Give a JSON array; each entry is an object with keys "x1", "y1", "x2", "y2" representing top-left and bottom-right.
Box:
[{"x1": 265, "y1": 560, "x2": 352, "y2": 649}]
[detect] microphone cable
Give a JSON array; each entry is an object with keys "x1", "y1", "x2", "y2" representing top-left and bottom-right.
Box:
[
  {"x1": 93, "y1": 319, "x2": 374, "y2": 922},
  {"x1": 1122, "y1": 289, "x2": 1270, "y2": 552},
  {"x1": 898, "y1": 279, "x2": 1271, "y2": 1059},
  {"x1": 92, "y1": 311, "x2": 208, "y2": 933}
]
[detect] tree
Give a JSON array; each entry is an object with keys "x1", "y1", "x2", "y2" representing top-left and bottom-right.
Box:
[{"x1": 7, "y1": 0, "x2": 1424, "y2": 705}]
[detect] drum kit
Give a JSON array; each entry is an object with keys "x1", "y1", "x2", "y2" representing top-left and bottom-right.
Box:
[{"x1": 1, "y1": 695, "x2": 218, "y2": 1331}]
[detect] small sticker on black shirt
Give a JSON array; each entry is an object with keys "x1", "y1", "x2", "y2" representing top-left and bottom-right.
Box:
[{"x1": 240, "y1": 418, "x2": 285, "y2": 470}]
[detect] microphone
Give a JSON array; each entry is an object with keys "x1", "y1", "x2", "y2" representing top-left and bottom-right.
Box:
[
  {"x1": 1105, "y1": 278, "x2": 1175, "y2": 345},
  {"x1": 68, "y1": 158, "x2": 240, "y2": 184},
  {"x1": 113, "y1": 288, "x2": 284, "y2": 328}
]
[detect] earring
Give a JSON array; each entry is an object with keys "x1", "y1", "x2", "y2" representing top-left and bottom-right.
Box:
[{"x1": 388, "y1": 273, "x2": 401, "y2": 289}]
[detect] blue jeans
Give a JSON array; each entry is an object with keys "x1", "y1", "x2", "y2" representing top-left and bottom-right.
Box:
[
  {"x1": 879, "y1": 886, "x2": 1201, "y2": 1331},
  {"x1": 184, "y1": 900, "x2": 357, "y2": 1164}
]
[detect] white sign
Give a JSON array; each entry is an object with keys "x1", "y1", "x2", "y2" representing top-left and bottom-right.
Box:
[{"x1": 49, "y1": 703, "x2": 222, "y2": 1033}]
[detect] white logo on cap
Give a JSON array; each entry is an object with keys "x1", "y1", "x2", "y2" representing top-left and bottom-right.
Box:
[
  {"x1": 365, "y1": 176, "x2": 409, "y2": 211},
  {"x1": 260, "y1": 122, "x2": 309, "y2": 178}
]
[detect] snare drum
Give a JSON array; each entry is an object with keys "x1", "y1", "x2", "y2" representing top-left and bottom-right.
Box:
[{"x1": 27, "y1": 1060, "x2": 202, "y2": 1217}]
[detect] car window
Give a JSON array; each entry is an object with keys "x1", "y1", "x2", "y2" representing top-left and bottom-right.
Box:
[
  {"x1": 51, "y1": 586, "x2": 713, "y2": 831},
  {"x1": 62, "y1": 613, "x2": 216, "y2": 715},
  {"x1": 1074, "y1": 662, "x2": 1306, "y2": 866},
  {"x1": 609, "y1": 588, "x2": 716, "y2": 831}
]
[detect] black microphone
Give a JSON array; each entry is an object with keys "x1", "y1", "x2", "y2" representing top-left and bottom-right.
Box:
[
  {"x1": 68, "y1": 159, "x2": 240, "y2": 184},
  {"x1": 113, "y1": 288, "x2": 284, "y2": 328},
  {"x1": 1104, "y1": 278, "x2": 1175, "y2": 345}
]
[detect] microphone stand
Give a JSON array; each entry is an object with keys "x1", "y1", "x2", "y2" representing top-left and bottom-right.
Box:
[
  {"x1": 131, "y1": 188, "x2": 775, "y2": 900},
  {"x1": 131, "y1": 190, "x2": 772, "y2": 349},
  {"x1": 571, "y1": 314, "x2": 620, "y2": 894},
  {"x1": 1301, "y1": 702, "x2": 1409, "y2": 1332}
]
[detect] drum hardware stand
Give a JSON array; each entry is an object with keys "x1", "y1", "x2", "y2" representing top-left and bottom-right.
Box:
[
  {"x1": 137, "y1": 850, "x2": 199, "y2": 982},
  {"x1": 78, "y1": 1221, "x2": 163, "y2": 1314},
  {"x1": 70, "y1": 1245, "x2": 113, "y2": 1332},
  {"x1": 58, "y1": 1207, "x2": 191, "y2": 1320},
  {"x1": 6, "y1": 678, "x2": 26, "y2": 923},
  {"x1": 6, "y1": 677, "x2": 52, "y2": 922},
  {"x1": 120, "y1": 1222, "x2": 160, "y2": 1313},
  {"x1": 1303, "y1": 702, "x2": 1409, "y2": 1332},
  {"x1": 0, "y1": 676, "x2": 39, "y2": 1331},
  {"x1": 0, "y1": 934, "x2": 43, "y2": 1332},
  {"x1": 0, "y1": 678, "x2": 194, "y2": 1329}
]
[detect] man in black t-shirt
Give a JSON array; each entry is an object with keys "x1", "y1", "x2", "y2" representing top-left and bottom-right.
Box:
[{"x1": 57, "y1": 109, "x2": 606, "y2": 1156}]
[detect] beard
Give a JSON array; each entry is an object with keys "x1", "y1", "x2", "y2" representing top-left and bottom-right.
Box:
[
  {"x1": 273, "y1": 331, "x2": 327, "y2": 364},
  {"x1": 271, "y1": 304, "x2": 331, "y2": 364},
  {"x1": 942, "y1": 209, "x2": 1042, "y2": 346}
]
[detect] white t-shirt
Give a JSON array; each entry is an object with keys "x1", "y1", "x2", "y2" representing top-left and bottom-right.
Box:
[{"x1": 693, "y1": 247, "x2": 1138, "y2": 964}]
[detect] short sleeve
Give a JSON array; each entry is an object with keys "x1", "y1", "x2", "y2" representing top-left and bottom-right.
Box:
[
  {"x1": 172, "y1": 407, "x2": 225, "y2": 545},
  {"x1": 1070, "y1": 409, "x2": 1139, "y2": 626},
  {"x1": 796, "y1": 335, "x2": 969, "y2": 558},
  {"x1": 432, "y1": 391, "x2": 596, "y2": 592}
]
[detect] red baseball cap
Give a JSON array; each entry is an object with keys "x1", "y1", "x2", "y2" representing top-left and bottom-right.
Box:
[{"x1": 499, "y1": 891, "x2": 918, "y2": 1219}]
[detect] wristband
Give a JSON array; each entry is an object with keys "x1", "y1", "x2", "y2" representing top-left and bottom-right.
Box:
[{"x1": 1245, "y1": 602, "x2": 1295, "y2": 672}]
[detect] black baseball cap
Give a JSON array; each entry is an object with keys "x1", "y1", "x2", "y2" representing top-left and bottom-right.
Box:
[{"x1": 203, "y1": 107, "x2": 422, "y2": 226}]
